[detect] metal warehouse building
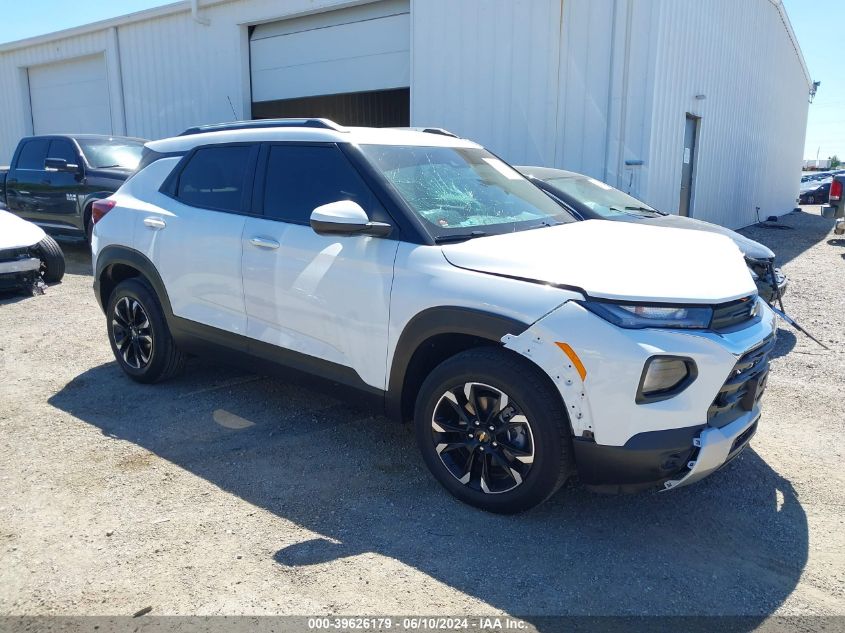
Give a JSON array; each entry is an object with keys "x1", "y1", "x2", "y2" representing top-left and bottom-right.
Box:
[{"x1": 0, "y1": 0, "x2": 812, "y2": 228}]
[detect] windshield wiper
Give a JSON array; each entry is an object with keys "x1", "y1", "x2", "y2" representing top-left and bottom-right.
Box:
[
  {"x1": 525, "y1": 220, "x2": 562, "y2": 230},
  {"x1": 434, "y1": 230, "x2": 488, "y2": 243}
]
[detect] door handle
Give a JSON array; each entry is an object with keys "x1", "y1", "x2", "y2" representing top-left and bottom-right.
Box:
[
  {"x1": 143, "y1": 216, "x2": 166, "y2": 230},
  {"x1": 249, "y1": 236, "x2": 280, "y2": 250}
]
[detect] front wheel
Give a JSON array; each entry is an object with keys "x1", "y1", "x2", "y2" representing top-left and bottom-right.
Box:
[
  {"x1": 106, "y1": 278, "x2": 185, "y2": 383},
  {"x1": 36, "y1": 235, "x2": 65, "y2": 283},
  {"x1": 414, "y1": 347, "x2": 573, "y2": 513}
]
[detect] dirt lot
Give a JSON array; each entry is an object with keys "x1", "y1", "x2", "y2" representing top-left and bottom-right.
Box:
[{"x1": 1, "y1": 206, "x2": 843, "y2": 622}]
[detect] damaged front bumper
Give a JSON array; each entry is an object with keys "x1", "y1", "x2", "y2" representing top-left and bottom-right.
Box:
[
  {"x1": 747, "y1": 259, "x2": 787, "y2": 303},
  {"x1": 0, "y1": 256, "x2": 40, "y2": 292},
  {"x1": 570, "y1": 408, "x2": 760, "y2": 493},
  {"x1": 502, "y1": 297, "x2": 776, "y2": 494}
]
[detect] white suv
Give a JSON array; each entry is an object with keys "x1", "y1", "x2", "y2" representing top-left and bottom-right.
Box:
[{"x1": 91, "y1": 119, "x2": 776, "y2": 513}]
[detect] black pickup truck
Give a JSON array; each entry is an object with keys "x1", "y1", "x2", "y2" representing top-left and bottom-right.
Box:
[{"x1": 0, "y1": 134, "x2": 146, "y2": 242}]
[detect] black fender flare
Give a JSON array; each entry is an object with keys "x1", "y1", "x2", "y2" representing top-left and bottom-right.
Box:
[
  {"x1": 386, "y1": 307, "x2": 530, "y2": 420},
  {"x1": 94, "y1": 245, "x2": 172, "y2": 317}
]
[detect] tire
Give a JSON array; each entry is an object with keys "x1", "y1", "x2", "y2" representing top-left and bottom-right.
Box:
[
  {"x1": 106, "y1": 277, "x2": 186, "y2": 383},
  {"x1": 35, "y1": 235, "x2": 65, "y2": 283},
  {"x1": 414, "y1": 347, "x2": 573, "y2": 514}
]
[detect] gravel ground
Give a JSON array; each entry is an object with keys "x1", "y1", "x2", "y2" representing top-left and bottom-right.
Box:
[{"x1": 0, "y1": 206, "x2": 843, "y2": 622}]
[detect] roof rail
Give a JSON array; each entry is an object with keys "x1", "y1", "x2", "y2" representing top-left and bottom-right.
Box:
[
  {"x1": 178, "y1": 118, "x2": 346, "y2": 136},
  {"x1": 396, "y1": 127, "x2": 460, "y2": 139}
]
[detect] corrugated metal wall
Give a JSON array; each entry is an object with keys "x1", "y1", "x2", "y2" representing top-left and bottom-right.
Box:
[
  {"x1": 0, "y1": 0, "x2": 810, "y2": 228},
  {"x1": 411, "y1": 0, "x2": 810, "y2": 227},
  {"x1": 410, "y1": 0, "x2": 564, "y2": 168},
  {"x1": 641, "y1": 0, "x2": 810, "y2": 227},
  {"x1": 0, "y1": 0, "x2": 369, "y2": 163}
]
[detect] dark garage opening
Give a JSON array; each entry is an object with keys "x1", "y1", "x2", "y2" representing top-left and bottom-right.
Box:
[{"x1": 252, "y1": 87, "x2": 410, "y2": 127}]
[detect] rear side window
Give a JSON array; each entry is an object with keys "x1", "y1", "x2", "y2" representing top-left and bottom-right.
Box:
[
  {"x1": 262, "y1": 145, "x2": 380, "y2": 224},
  {"x1": 48, "y1": 139, "x2": 79, "y2": 165},
  {"x1": 16, "y1": 139, "x2": 50, "y2": 170},
  {"x1": 176, "y1": 145, "x2": 252, "y2": 212}
]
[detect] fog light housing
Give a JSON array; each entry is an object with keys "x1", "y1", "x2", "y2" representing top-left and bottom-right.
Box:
[{"x1": 636, "y1": 356, "x2": 697, "y2": 404}]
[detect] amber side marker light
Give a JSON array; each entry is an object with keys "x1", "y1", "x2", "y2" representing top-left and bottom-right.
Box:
[{"x1": 555, "y1": 342, "x2": 587, "y2": 381}]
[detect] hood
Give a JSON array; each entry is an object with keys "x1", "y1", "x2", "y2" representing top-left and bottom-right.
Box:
[
  {"x1": 0, "y1": 210, "x2": 45, "y2": 250},
  {"x1": 610, "y1": 213, "x2": 775, "y2": 260},
  {"x1": 441, "y1": 220, "x2": 757, "y2": 304}
]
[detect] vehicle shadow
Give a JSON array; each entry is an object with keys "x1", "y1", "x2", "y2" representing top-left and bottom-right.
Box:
[
  {"x1": 770, "y1": 327, "x2": 797, "y2": 360},
  {"x1": 49, "y1": 361, "x2": 809, "y2": 620},
  {"x1": 739, "y1": 208, "x2": 832, "y2": 267},
  {"x1": 59, "y1": 240, "x2": 93, "y2": 276}
]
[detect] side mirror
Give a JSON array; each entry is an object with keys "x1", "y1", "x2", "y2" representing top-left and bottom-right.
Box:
[
  {"x1": 310, "y1": 200, "x2": 392, "y2": 237},
  {"x1": 45, "y1": 157, "x2": 80, "y2": 173}
]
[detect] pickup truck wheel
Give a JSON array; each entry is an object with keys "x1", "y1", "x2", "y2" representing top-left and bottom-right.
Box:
[
  {"x1": 106, "y1": 278, "x2": 185, "y2": 383},
  {"x1": 35, "y1": 235, "x2": 65, "y2": 283},
  {"x1": 415, "y1": 347, "x2": 572, "y2": 514}
]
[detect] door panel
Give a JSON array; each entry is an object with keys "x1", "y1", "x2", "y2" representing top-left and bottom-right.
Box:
[
  {"x1": 134, "y1": 197, "x2": 248, "y2": 335},
  {"x1": 41, "y1": 139, "x2": 85, "y2": 229},
  {"x1": 7, "y1": 138, "x2": 50, "y2": 220},
  {"x1": 679, "y1": 114, "x2": 699, "y2": 217},
  {"x1": 242, "y1": 217, "x2": 398, "y2": 389}
]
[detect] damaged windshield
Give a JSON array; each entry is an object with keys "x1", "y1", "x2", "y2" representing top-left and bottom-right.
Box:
[{"x1": 359, "y1": 145, "x2": 574, "y2": 239}]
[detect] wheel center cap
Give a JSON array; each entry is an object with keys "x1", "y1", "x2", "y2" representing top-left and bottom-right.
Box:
[{"x1": 476, "y1": 430, "x2": 490, "y2": 443}]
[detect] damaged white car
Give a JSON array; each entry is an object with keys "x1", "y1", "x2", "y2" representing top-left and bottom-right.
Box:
[
  {"x1": 92, "y1": 121, "x2": 776, "y2": 513},
  {"x1": 0, "y1": 209, "x2": 65, "y2": 294}
]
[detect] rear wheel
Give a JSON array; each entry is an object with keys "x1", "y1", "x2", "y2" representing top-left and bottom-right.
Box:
[
  {"x1": 35, "y1": 235, "x2": 65, "y2": 283},
  {"x1": 106, "y1": 278, "x2": 185, "y2": 383},
  {"x1": 414, "y1": 347, "x2": 572, "y2": 513}
]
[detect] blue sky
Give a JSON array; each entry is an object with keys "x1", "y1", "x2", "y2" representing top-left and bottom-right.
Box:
[{"x1": 0, "y1": 0, "x2": 841, "y2": 159}]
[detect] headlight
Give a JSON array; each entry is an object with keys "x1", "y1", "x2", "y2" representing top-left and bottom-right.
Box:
[
  {"x1": 578, "y1": 300, "x2": 713, "y2": 329},
  {"x1": 637, "y1": 356, "x2": 697, "y2": 403}
]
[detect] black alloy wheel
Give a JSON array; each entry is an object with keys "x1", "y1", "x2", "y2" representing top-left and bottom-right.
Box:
[
  {"x1": 415, "y1": 347, "x2": 572, "y2": 513},
  {"x1": 111, "y1": 296, "x2": 154, "y2": 370},
  {"x1": 431, "y1": 382, "x2": 534, "y2": 494}
]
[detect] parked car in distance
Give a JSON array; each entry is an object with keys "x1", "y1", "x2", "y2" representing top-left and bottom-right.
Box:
[
  {"x1": 798, "y1": 180, "x2": 831, "y2": 205},
  {"x1": 518, "y1": 166, "x2": 788, "y2": 303},
  {"x1": 92, "y1": 119, "x2": 776, "y2": 513},
  {"x1": 0, "y1": 209, "x2": 65, "y2": 292},
  {"x1": 824, "y1": 174, "x2": 845, "y2": 235},
  {"x1": 0, "y1": 134, "x2": 147, "y2": 242}
]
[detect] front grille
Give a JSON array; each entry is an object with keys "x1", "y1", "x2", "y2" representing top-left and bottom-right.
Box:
[
  {"x1": 710, "y1": 295, "x2": 758, "y2": 331},
  {"x1": 708, "y1": 335, "x2": 775, "y2": 428}
]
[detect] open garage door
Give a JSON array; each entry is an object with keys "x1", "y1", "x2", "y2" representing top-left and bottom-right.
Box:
[
  {"x1": 28, "y1": 54, "x2": 112, "y2": 135},
  {"x1": 250, "y1": 0, "x2": 410, "y2": 127}
]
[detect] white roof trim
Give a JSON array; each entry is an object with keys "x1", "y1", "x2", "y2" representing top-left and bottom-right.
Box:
[
  {"x1": 768, "y1": 0, "x2": 813, "y2": 89},
  {"x1": 0, "y1": 0, "x2": 229, "y2": 54}
]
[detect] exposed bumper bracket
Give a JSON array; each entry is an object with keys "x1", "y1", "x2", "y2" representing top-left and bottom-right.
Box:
[{"x1": 662, "y1": 411, "x2": 759, "y2": 490}]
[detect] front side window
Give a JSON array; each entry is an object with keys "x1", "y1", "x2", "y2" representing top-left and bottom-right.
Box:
[
  {"x1": 17, "y1": 139, "x2": 50, "y2": 170},
  {"x1": 177, "y1": 145, "x2": 252, "y2": 212},
  {"x1": 262, "y1": 144, "x2": 381, "y2": 224},
  {"x1": 546, "y1": 175, "x2": 665, "y2": 219},
  {"x1": 48, "y1": 140, "x2": 79, "y2": 165},
  {"x1": 359, "y1": 145, "x2": 574, "y2": 239},
  {"x1": 77, "y1": 139, "x2": 145, "y2": 170}
]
